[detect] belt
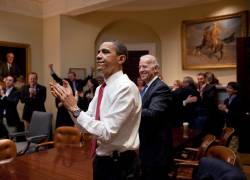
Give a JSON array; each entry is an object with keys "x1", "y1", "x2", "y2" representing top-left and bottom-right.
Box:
[{"x1": 95, "y1": 150, "x2": 137, "y2": 161}]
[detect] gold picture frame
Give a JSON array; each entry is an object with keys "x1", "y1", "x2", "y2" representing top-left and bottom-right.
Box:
[
  {"x1": 182, "y1": 11, "x2": 248, "y2": 69},
  {"x1": 0, "y1": 41, "x2": 31, "y2": 82}
]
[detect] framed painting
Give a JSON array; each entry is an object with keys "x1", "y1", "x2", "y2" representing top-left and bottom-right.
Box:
[
  {"x1": 69, "y1": 68, "x2": 86, "y2": 79},
  {"x1": 182, "y1": 11, "x2": 248, "y2": 69},
  {"x1": 0, "y1": 41, "x2": 30, "y2": 82}
]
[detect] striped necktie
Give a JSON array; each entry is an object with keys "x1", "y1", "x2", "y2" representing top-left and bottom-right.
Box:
[{"x1": 140, "y1": 85, "x2": 148, "y2": 98}]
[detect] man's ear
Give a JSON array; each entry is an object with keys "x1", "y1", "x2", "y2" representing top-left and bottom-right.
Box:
[
  {"x1": 153, "y1": 66, "x2": 159, "y2": 75},
  {"x1": 117, "y1": 55, "x2": 126, "y2": 65}
]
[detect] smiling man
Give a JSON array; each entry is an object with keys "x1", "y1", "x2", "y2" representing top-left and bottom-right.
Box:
[
  {"x1": 50, "y1": 40, "x2": 141, "y2": 180},
  {"x1": 139, "y1": 55, "x2": 173, "y2": 180}
]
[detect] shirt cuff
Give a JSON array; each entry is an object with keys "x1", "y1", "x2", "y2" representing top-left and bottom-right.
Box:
[{"x1": 1, "y1": 95, "x2": 6, "y2": 100}]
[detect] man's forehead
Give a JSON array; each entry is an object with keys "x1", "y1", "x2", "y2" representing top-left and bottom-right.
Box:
[
  {"x1": 99, "y1": 42, "x2": 115, "y2": 50},
  {"x1": 7, "y1": 53, "x2": 14, "y2": 57},
  {"x1": 140, "y1": 57, "x2": 153, "y2": 64},
  {"x1": 6, "y1": 77, "x2": 13, "y2": 81}
]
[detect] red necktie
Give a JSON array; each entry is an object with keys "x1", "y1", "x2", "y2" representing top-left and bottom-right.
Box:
[{"x1": 90, "y1": 82, "x2": 106, "y2": 157}]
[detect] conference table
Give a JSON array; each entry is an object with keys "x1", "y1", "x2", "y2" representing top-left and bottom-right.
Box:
[
  {"x1": 172, "y1": 127, "x2": 201, "y2": 150},
  {"x1": 0, "y1": 144, "x2": 92, "y2": 180},
  {"x1": 0, "y1": 128, "x2": 200, "y2": 179}
]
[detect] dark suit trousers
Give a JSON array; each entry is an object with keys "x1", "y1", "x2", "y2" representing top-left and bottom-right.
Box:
[
  {"x1": 93, "y1": 150, "x2": 140, "y2": 180},
  {"x1": 0, "y1": 118, "x2": 9, "y2": 138},
  {"x1": 140, "y1": 165, "x2": 169, "y2": 180}
]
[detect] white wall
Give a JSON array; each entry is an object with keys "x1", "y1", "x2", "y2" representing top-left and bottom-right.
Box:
[
  {"x1": 43, "y1": 16, "x2": 61, "y2": 122},
  {"x1": 95, "y1": 19, "x2": 161, "y2": 62},
  {"x1": 60, "y1": 15, "x2": 99, "y2": 77},
  {"x1": 0, "y1": 11, "x2": 43, "y2": 80}
]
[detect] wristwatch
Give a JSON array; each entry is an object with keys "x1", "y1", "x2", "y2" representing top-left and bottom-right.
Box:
[{"x1": 72, "y1": 108, "x2": 81, "y2": 118}]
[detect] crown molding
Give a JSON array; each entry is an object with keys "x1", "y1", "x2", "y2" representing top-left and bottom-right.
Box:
[{"x1": 0, "y1": 0, "x2": 134, "y2": 18}]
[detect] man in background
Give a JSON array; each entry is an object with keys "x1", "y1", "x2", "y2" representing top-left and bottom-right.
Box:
[
  {"x1": 197, "y1": 72, "x2": 223, "y2": 136},
  {"x1": 49, "y1": 64, "x2": 92, "y2": 95},
  {"x1": 0, "y1": 75, "x2": 22, "y2": 136},
  {"x1": 139, "y1": 55, "x2": 173, "y2": 180},
  {"x1": 20, "y1": 72, "x2": 46, "y2": 129},
  {"x1": 0, "y1": 52, "x2": 21, "y2": 81}
]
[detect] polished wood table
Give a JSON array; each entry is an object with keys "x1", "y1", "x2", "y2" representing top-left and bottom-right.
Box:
[
  {"x1": 0, "y1": 129, "x2": 201, "y2": 179},
  {"x1": 0, "y1": 144, "x2": 92, "y2": 180},
  {"x1": 172, "y1": 128, "x2": 201, "y2": 150}
]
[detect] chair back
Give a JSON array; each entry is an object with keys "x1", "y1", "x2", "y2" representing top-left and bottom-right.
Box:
[
  {"x1": 207, "y1": 145, "x2": 236, "y2": 166},
  {"x1": 54, "y1": 126, "x2": 81, "y2": 145},
  {"x1": 0, "y1": 139, "x2": 17, "y2": 164},
  {"x1": 219, "y1": 127, "x2": 235, "y2": 146},
  {"x1": 196, "y1": 134, "x2": 216, "y2": 159},
  {"x1": 29, "y1": 111, "x2": 52, "y2": 138}
]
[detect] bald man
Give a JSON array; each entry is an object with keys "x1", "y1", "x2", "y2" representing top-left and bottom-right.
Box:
[{"x1": 139, "y1": 55, "x2": 173, "y2": 180}]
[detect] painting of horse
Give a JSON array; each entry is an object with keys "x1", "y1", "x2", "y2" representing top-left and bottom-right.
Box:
[{"x1": 182, "y1": 11, "x2": 248, "y2": 69}]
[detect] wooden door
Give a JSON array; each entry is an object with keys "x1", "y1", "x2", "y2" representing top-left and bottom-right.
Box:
[
  {"x1": 123, "y1": 50, "x2": 148, "y2": 83},
  {"x1": 237, "y1": 37, "x2": 250, "y2": 153}
]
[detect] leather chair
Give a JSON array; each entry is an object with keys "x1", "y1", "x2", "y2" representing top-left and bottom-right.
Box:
[
  {"x1": 206, "y1": 145, "x2": 236, "y2": 166},
  {"x1": 178, "y1": 134, "x2": 216, "y2": 161},
  {"x1": 54, "y1": 126, "x2": 81, "y2": 148},
  {"x1": 10, "y1": 111, "x2": 53, "y2": 155},
  {"x1": 215, "y1": 127, "x2": 235, "y2": 146},
  {"x1": 171, "y1": 134, "x2": 216, "y2": 179},
  {"x1": 196, "y1": 146, "x2": 246, "y2": 179},
  {"x1": 0, "y1": 139, "x2": 17, "y2": 164},
  {"x1": 36, "y1": 126, "x2": 81, "y2": 151}
]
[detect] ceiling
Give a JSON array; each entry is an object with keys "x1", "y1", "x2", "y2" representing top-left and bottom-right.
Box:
[
  {"x1": 103, "y1": 0, "x2": 221, "y2": 11},
  {"x1": 0, "y1": 0, "x2": 222, "y2": 18}
]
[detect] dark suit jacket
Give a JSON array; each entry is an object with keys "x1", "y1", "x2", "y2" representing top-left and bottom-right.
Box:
[
  {"x1": 139, "y1": 78, "x2": 173, "y2": 168},
  {"x1": 0, "y1": 63, "x2": 21, "y2": 81},
  {"x1": 200, "y1": 84, "x2": 223, "y2": 136},
  {"x1": 172, "y1": 86, "x2": 200, "y2": 127},
  {"x1": 196, "y1": 157, "x2": 246, "y2": 180},
  {"x1": 55, "y1": 98, "x2": 74, "y2": 128},
  {"x1": 224, "y1": 95, "x2": 241, "y2": 134},
  {"x1": 20, "y1": 84, "x2": 46, "y2": 122},
  {"x1": 200, "y1": 84, "x2": 218, "y2": 112},
  {"x1": 0, "y1": 87, "x2": 21, "y2": 126}
]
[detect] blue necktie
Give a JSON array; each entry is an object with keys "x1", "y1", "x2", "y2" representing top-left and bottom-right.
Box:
[{"x1": 140, "y1": 85, "x2": 148, "y2": 98}]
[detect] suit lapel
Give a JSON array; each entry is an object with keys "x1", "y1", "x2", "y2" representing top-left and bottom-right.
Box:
[
  {"x1": 8, "y1": 88, "x2": 14, "y2": 97},
  {"x1": 142, "y1": 78, "x2": 160, "y2": 106}
]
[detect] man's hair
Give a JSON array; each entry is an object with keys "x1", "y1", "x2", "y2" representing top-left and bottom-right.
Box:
[
  {"x1": 183, "y1": 76, "x2": 197, "y2": 89},
  {"x1": 5, "y1": 75, "x2": 16, "y2": 82},
  {"x1": 6, "y1": 52, "x2": 14, "y2": 56},
  {"x1": 28, "y1": 72, "x2": 38, "y2": 79},
  {"x1": 227, "y1": 81, "x2": 240, "y2": 92},
  {"x1": 140, "y1": 54, "x2": 160, "y2": 69},
  {"x1": 109, "y1": 40, "x2": 128, "y2": 58},
  {"x1": 68, "y1": 71, "x2": 76, "y2": 77},
  {"x1": 197, "y1": 72, "x2": 206, "y2": 78}
]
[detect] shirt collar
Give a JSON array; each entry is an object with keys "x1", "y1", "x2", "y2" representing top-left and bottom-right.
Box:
[
  {"x1": 105, "y1": 70, "x2": 123, "y2": 86},
  {"x1": 6, "y1": 87, "x2": 13, "y2": 91},
  {"x1": 229, "y1": 94, "x2": 237, "y2": 100},
  {"x1": 146, "y1": 76, "x2": 158, "y2": 88}
]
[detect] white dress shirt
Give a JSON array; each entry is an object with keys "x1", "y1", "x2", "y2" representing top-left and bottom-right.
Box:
[
  {"x1": 144, "y1": 76, "x2": 158, "y2": 94},
  {"x1": 2, "y1": 87, "x2": 13, "y2": 115},
  {"x1": 75, "y1": 71, "x2": 141, "y2": 156}
]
